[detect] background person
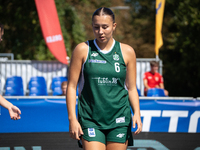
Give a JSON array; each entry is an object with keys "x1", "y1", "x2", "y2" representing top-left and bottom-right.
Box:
[
  {"x1": 143, "y1": 61, "x2": 169, "y2": 96},
  {"x1": 59, "y1": 81, "x2": 68, "y2": 96},
  {"x1": 66, "y1": 7, "x2": 142, "y2": 150},
  {"x1": 0, "y1": 23, "x2": 21, "y2": 120}
]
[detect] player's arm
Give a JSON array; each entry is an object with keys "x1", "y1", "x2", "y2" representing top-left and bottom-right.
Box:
[
  {"x1": 0, "y1": 95, "x2": 21, "y2": 120},
  {"x1": 66, "y1": 42, "x2": 88, "y2": 140},
  {"x1": 121, "y1": 43, "x2": 142, "y2": 135}
]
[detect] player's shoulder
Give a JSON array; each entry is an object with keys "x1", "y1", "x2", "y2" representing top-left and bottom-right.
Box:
[
  {"x1": 120, "y1": 43, "x2": 134, "y2": 53},
  {"x1": 73, "y1": 41, "x2": 88, "y2": 55},
  {"x1": 71, "y1": 41, "x2": 89, "y2": 61},
  {"x1": 75, "y1": 41, "x2": 88, "y2": 51},
  {"x1": 120, "y1": 42, "x2": 136, "y2": 61}
]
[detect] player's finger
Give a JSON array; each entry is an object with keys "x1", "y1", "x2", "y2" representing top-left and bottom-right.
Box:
[
  {"x1": 134, "y1": 129, "x2": 139, "y2": 135},
  {"x1": 132, "y1": 120, "x2": 136, "y2": 128},
  {"x1": 17, "y1": 108, "x2": 21, "y2": 115},
  {"x1": 79, "y1": 128, "x2": 84, "y2": 136},
  {"x1": 134, "y1": 122, "x2": 142, "y2": 135},
  {"x1": 17, "y1": 115, "x2": 21, "y2": 119},
  {"x1": 10, "y1": 115, "x2": 14, "y2": 120},
  {"x1": 134, "y1": 127, "x2": 140, "y2": 135},
  {"x1": 76, "y1": 132, "x2": 81, "y2": 140},
  {"x1": 133, "y1": 116, "x2": 136, "y2": 128}
]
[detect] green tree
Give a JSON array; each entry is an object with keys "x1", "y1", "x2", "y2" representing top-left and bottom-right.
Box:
[
  {"x1": 0, "y1": 0, "x2": 46, "y2": 60},
  {"x1": 125, "y1": 0, "x2": 156, "y2": 58},
  {"x1": 160, "y1": 0, "x2": 200, "y2": 97},
  {"x1": 0, "y1": 0, "x2": 86, "y2": 59}
]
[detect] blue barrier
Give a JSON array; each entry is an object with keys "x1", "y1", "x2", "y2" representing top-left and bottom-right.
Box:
[
  {"x1": 0, "y1": 97, "x2": 199, "y2": 133},
  {"x1": 0, "y1": 98, "x2": 69, "y2": 133}
]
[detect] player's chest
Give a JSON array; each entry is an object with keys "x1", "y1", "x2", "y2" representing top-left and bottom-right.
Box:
[{"x1": 84, "y1": 52, "x2": 126, "y2": 78}]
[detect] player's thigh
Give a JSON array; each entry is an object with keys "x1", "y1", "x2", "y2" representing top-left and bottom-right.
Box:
[
  {"x1": 106, "y1": 140, "x2": 128, "y2": 150},
  {"x1": 82, "y1": 138, "x2": 106, "y2": 150},
  {"x1": 81, "y1": 128, "x2": 106, "y2": 150}
]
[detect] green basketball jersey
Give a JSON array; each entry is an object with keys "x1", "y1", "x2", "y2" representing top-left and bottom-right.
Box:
[{"x1": 78, "y1": 39, "x2": 131, "y2": 130}]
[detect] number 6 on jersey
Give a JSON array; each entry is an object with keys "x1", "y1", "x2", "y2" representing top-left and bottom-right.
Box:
[{"x1": 115, "y1": 62, "x2": 120, "y2": 72}]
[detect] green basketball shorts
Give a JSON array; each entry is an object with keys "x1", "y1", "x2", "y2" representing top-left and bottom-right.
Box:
[{"x1": 81, "y1": 126, "x2": 133, "y2": 145}]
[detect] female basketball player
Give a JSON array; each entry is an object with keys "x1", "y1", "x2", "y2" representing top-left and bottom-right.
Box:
[{"x1": 66, "y1": 7, "x2": 142, "y2": 150}]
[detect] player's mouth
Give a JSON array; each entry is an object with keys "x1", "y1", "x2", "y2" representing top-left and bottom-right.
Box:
[{"x1": 99, "y1": 36, "x2": 105, "y2": 40}]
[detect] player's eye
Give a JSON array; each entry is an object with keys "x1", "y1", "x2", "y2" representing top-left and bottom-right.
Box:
[
  {"x1": 102, "y1": 25, "x2": 108, "y2": 29},
  {"x1": 93, "y1": 26, "x2": 99, "y2": 29}
]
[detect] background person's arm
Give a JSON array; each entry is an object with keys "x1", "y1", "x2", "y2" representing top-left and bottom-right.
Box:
[
  {"x1": 143, "y1": 79, "x2": 150, "y2": 90},
  {"x1": 0, "y1": 95, "x2": 21, "y2": 120},
  {"x1": 159, "y1": 83, "x2": 164, "y2": 89}
]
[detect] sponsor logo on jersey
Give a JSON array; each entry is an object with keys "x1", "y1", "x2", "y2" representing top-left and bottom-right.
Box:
[
  {"x1": 92, "y1": 77, "x2": 119, "y2": 86},
  {"x1": 88, "y1": 59, "x2": 106, "y2": 64},
  {"x1": 113, "y1": 53, "x2": 119, "y2": 61},
  {"x1": 116, "y1": 133, "x2": 125, "y2": 138},
  {"x1": 88, "y1": 128, "x2": 96, "y2": 137},
  {"x1": 91, "y1": 53, "x2": 98, "y2": 57},
  {"x1": 116, "y1": 116, "x2": 125, "y2": 123}
]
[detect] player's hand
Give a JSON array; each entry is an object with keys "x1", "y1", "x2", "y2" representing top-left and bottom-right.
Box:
[
  {"x1": 9, "y1": 105, "x2": 21, "y2": 120},
  {"x1": 132, "y1": 114, "x2": 142, "y2": 135},
  {"x1": 69, "y1": 119, "x2": 83, "y2": 140}
]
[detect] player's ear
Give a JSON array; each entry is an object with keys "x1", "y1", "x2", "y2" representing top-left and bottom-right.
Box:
[{"x1": 113, "y1": 23, "x2": 117, "y2": 31}]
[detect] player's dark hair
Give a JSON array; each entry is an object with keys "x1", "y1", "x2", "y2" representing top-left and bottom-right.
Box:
[{"x1": 92, "y1": 7, "x2": 115, "y2": 23}]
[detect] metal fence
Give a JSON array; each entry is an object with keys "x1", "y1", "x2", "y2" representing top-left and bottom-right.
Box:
[
  {"x1": 0, "y1": 60, "x2": 68, "y2": 95},
  {"x1": 0, "y1": 58, "x2": 162, "y2": 96}
]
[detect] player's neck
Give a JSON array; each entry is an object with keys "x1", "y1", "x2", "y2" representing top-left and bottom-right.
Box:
[{"x1": 95, "y1": 38, "x2": 114, "y2": 51}]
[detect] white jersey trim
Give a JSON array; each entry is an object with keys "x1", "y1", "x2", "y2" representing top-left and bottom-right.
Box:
[
  {"x1": 93, "y1": 39, "x2": 115, "y2": 54},
  {"x1": 77, "y1": 41, "x2": 89, "y2": 97},
  {"x1": 119, "y1": 43, "x2": 128, "y2": 90}
]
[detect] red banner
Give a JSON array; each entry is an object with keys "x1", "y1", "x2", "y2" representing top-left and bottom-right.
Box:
[{"x1": 35, "y1": 0, "x2": 68, "y2": 64}]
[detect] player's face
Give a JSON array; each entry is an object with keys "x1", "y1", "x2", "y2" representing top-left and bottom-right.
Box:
[{"x1": 92, "y1": 15, "x2": 116, "y2": 44}]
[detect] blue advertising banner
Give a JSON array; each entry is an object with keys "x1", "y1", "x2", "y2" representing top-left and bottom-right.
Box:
[
  {"x1": 0, "y1": 97, "x2": 200, "y2": 133},
  {"x1": 139, "y1": 99, "x2": 200, "y2": 133}
]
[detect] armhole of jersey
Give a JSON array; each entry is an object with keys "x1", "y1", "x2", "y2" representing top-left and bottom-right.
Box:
[
  {"x1": 83, "y1": 40, "x2": 89, "y2": 65},
  {"x1": 119, "y1": 42, "x2": 128, "y2": 91},
  {"x1": 77, "y1": 41, "x2": 89, "y2": 97},
  {"x1": 119, "y1": 42, "x2": 126, "y2": 66}
]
